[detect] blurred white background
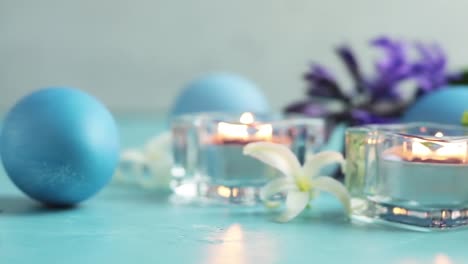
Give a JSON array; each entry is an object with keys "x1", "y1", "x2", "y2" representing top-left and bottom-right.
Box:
[{"x1": 1, "y1": 0, "x2": 467, "y2": 112}]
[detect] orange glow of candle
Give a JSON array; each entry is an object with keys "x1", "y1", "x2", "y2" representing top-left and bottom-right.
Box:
[
  {"x1": 392, "y1": 136, "x2": 468, "y2": 164},
  {"x1": 216, "y1": 112, "x2": 273, "y2": 143}
]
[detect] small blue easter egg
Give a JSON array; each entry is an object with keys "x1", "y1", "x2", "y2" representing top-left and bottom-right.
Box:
[
  {"x1": 170, "y1": 73, "x2": 270, "y2": 117},
  {"x1": 402, "y1": 86, "x2": 468, "y2": 125},
  {"x1": 0, "y1": 87, "x2": 120, "y2": 206}
]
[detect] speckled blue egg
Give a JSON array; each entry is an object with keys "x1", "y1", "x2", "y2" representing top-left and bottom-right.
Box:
[
  {"x1": 0, "y1": 87, "x2": 120, "y2": 206},
  {"x1": 402, "y1": 86, "x2": 468, "y2": 125},
  {"x1": 170, "y1": 73, "x2": 270, "y2": 117}
]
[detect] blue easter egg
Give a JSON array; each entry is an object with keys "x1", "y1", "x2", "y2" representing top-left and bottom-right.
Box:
[
  {"x1": 0, "y1": 87, "x2": 120, "y2": 206},
  {"x1": 170, "y1": 73, "x2": 270, "y2": 117},
  {"x1": 402, "y1": 86, "x2": 468, "y2": 124}
]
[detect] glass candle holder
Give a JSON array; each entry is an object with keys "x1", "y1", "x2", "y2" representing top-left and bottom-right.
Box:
[
  {"x1": 345, "y1": 123, "x2": 468, "y2": 231},
  {"x1": 171, "y1": 112, "x2": 325, "y2": 205}
]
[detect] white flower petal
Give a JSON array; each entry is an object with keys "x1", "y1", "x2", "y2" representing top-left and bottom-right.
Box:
[
  {"x1": 121, "y1": 149, "x2": 147, "y2": 163},
  {"x1": 264, "y1": 201, "x2": 281, "y2": 209},
  {"x1": 340, "y1": 160, "x2": 347, "y2": 175},
  {"x1": 312, "y1": 176, "x2": 351, "y2": 214},
  {"x1": 144, "y1": 156, "x2": 173, "y2": 189},
  {"x1": 114, "y1": 149, "x2": 147, "y2": 182},
  {"x1": 243, "y1": 142, "x2": 302, "y2": 180},
  {"x1": 276, "y1": 191, "x2": 310, "y2": 222},
  {"x1": 145, "y1": 131, "x2": 172, "y2": 160},
  {"x1": 303, "y1": 151, "x2": 344, "y2": 179},
  {"x1": 260, "y1": 177, "x2": 297, "y2": 202}
]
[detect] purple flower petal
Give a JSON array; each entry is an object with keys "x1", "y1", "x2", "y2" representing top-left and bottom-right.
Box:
[
  {"x1": 446, "y1": 72, "x2": 463, "y2": 83},
  {"x1": 412, "y1": 42, "x2": 449, "y2": 92},
  {"x1": 336, "y1": 45, "x2": 365, "y2": 93},
  {"x1": 287, "y1": 36, "x2": 457, "y2": 126},
  {"x1": 284, "y1": 100, "x2": 328, "y2": 117},
  {"x1": 304, "y1": 64, "x2": 348, "y2": 100},
  {"x1": 350, "y1": 109, "x2": 396, "y2": 125}
]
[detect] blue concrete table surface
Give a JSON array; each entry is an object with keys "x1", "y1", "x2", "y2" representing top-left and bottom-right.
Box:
[{"x1": 0, "y1": 114, "x2": 467, "y2": 264}]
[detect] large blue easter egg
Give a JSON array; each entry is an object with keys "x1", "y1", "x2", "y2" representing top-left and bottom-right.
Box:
[
  {"x1": 402, "y1": 86, "x2": 468, "y2": 124},
  {"x1": 170, "y1": 73, "x2": 270, "y2": 117},
  {"x1": 0, "y1": 87, "x2": 120, "y2": 206}
]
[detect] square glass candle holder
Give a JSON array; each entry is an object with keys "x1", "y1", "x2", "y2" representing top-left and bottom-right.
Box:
[
  {"x1": 345, "y1": 123, "x2": 468, "y2": 231},
  {"x1": 171, "y1": 112, "x2": 325, "y2": 205}
]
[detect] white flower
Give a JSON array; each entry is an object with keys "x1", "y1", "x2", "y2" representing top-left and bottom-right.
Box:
[
  {"x1": 243, "y1": 142, "x2": 350, "y2": 222},
  {"x1": 114, "y1": 131, "x2": 172, "y2": 189}
]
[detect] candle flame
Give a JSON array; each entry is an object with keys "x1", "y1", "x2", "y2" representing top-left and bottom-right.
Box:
[
  {"x1": 239, "y1": 112, "x2": 255, "y2": 124},
  {"x1": 400, "y1": 139, "x2": 468, "y2": 163},
  {"x1": 435, "y1": 144, "x2": 467, "y2": 160},
  {"x1": 232, "y1": 188, "x2": 239, "y2": 197},
  {"x1": 217, "y1": 186, "x2": 240, "y2": 198},
  {"x1": 217, "y1": 186, "x2": 232, "y2": 198},
  {"x1": 392, "y1": 207, "x2": 408, "y2": 215},
  {"x1": 216, "y1": 113, "x2": 273, "y2": 142},
  {"x1": 256, "y1": 124, "x2": 273, "y2": 139},
  {"x1": 410, "y1": 141, "x2": 432, "y2": 157},
  {"x1": 218, "y1": 122, "x2": 250, "y2": 140}
]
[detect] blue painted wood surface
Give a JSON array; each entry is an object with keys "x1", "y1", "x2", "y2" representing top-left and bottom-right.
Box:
[{"x1": 0, "y1": 114, "x2": 467, "y2": 264}]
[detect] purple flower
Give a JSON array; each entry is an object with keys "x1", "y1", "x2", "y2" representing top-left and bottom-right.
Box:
[
  {"x1": 370, "y1": 37, "x2": 452, "y2": 98},
  {"x1": 305, "y1": 65, "x2": 348, "y2": 100},
  {"x1": 412, "y1": 43, "x2": 448, "y2": 92},
  {"x1": 285, "y1": 100, "x2": 328, "y2": 117},
  {"x1": 369, "y1": 37, "x2": 414, "y2": 99},
  {"x1": 350, "y1": 109, "x2": 396, "y2": 125},
  {"x1": 286, "y1": 36, "x2": 458, "y2": 125},
  {"x1": 336, "y1": 45, "x2": 366, "y2": 94},
  {"x1": 285, "y1": 98, "x2": 345, "y2": 118}
]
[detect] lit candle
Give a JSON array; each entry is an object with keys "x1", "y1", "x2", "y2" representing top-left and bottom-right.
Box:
[
  {"x1": 377, "y1": 134, "x2": 468, "y2": 206},
  {"x1": 345, "y1": 123, "x2": 468, "y2": 230},
  {"x1": 215, "y1": 112, "x2": 274, "y2": 144},
  {"x1": 204, "y1": 113, "x2": 282, "y2": 201},
  {"x1": 386, "y1": 135, "x2": 467, "y2": 164},
  {"x1": 171, "y1": 112, "x2": 325, "y2": 204}
]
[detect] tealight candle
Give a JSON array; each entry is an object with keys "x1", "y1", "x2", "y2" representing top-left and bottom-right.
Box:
[
  {"x1": 213, "y1": 112, "x2": 274, "y2": 143},
  {"x1": 345, "y1": 123, "x2": 468, "y2": 231},
  {"x1": 379, "y1": 137, "x2": 468, "y2": 206},
  {"x1": 204, "y1": 113, "x2": 287, "y2": 191},
  {"x1": 171, "y1": 112, "x2": 324, "y2": 204}
]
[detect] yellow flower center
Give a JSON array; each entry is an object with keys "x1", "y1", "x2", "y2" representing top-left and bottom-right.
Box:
[
  {"x1": 462, "y1": 111, "x2": 468, "y2": 126},
  {"x1": 296, "y1": 176, "x2": 312, "y2": 192}
]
